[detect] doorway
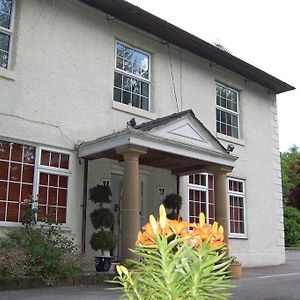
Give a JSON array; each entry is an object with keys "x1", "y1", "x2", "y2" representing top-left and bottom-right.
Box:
[{"x1": 111, "y1": 173, "x2": 147, "y2": 259}]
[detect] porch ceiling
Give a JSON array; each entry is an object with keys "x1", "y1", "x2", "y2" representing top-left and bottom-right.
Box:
[{"x1": 78, "y1": 110, "x2": 238, "y2": 175}]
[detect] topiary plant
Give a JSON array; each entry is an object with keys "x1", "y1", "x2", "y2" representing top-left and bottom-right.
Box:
[
  {"x1": 89, "y1": 184, "x2": 112, "y2": 207},
  {"x1": 90, "y1": 208, "x2": 114, "y2": 229},
  {"x1": 162, "y1": 193, "x2": 183, "y2": 220},
  {"x1": 90, "y1": 231, "x2": 117, "y2": 254}
]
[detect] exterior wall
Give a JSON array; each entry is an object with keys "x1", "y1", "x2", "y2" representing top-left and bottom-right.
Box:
[{"x1": 0, "y1": 0, "x2": 284, "y2": 266}]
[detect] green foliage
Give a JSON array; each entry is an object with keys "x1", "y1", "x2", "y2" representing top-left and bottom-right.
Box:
[
  {"x1": 284, "y1": 206, "x2": 300, "y2": 247},
  {"x1": 0, "y1": 224, "x2": 82, "y2": 281},
  {"x1": 281, "y1": 145, "x2": 300, "y2": 201},
  {"x1": 90, "y1": 208, "x2": 114, "y2": 229},
  {"x1": 90, "y1": 231, "x2": 117, "y2": 254},
  {"x1": 111, "y1": 235, "x2": 233, "y2": 299},
  {"x1": 89, "y1": 184, "x2": 112, "y2": 206}
]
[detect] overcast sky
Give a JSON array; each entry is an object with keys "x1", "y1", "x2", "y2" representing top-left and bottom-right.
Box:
[{"x1": 126, "y1": 0, "x2": 299, "y2": 152}]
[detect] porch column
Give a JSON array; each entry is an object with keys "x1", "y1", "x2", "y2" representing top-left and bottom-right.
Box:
[
  {"x1": 116, "y1": 145, "x2": 147, "y2": 261},
  {"x1": 213, "y1": 168, "x2": 231, "y2": 244}
]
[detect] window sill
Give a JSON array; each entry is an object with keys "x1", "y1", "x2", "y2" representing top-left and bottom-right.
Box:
[
  {"x1": 229, "y1": 234, "x2": 248, "y2": 240},
  {"x1": 0, "y1": 68, "x2": 16, "y2": 81},
  {"x1": 0, "y1": 221, "x2": 72, "y2": 232},
  {"x1": 112, "y1": 101, "x2": 157, "y2": 120},
  {"x1": 216, "y1": 133, "x2": 245, "y2": 146}
]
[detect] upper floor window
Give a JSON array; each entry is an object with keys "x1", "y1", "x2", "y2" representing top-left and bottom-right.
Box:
[
  {"x1": 0, "y1": 140, "x2": 71, "y2": 224},
  {"x1": 216, "y1": 83, "x2": 239, "y2": 138},
  {"x1": 228, "y1": 178, "x2": 246, "y2": 236},
  {"x1": 0, "y1": 0, "x2": 14, "y2": 69},
  {"x1": 113, "y1": 41, "x2": 150, "y2": 111}
]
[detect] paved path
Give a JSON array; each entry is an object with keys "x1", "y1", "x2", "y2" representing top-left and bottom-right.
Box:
[{"x1": 0, "y1": 250, "x2": 299, "y2": 300}]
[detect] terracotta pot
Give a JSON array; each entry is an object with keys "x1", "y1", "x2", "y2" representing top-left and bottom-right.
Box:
[{"x1": 229, "y1": 263, "x2": 242, "y2": 279}]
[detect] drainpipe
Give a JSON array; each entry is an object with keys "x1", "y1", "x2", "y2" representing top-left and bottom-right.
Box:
[
  {"x1": 176, "y1": 175, "x2": 180, "y2": 194},
  {"x1": 81, "y1": 158, "x2": 88, "y2": 257}
]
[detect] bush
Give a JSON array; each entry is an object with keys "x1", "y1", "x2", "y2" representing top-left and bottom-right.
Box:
[
  {"x1": 284, "y1": 206, "x2": 300, "y2": 247},
  {"x1": 90, "y1": 208, "x2": 114, "y2": 229},
  {"x1": 90, "y1": 231, "x2": 117, "y2": 254},
  {"x1": 0, "y1": 224, "x2": 82, "y2": 281}
]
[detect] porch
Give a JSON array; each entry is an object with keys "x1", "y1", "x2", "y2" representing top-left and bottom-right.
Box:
[{"x1": 78, "y1": 110, "x2": 237, "y2": 260}]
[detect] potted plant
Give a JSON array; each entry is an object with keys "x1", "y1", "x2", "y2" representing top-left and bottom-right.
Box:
[
  {"x1": 229, "y1": 256, "x2": 242, "y2": 279},
  {"x1": 162, "y1": 193, "x2": 182, "y2": 220},
  {"x1": 89, "y1": 184, "x2": 117, "y2": 272}
]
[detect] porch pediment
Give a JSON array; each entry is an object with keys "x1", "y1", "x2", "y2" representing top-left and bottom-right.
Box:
[{"x1": 78, "y1": 110, "x2": 237, "y2": 175}]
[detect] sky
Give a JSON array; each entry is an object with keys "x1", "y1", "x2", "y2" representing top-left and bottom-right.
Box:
[{"x1": 126, "y1": 0, "x2": 299, "y2": 152}]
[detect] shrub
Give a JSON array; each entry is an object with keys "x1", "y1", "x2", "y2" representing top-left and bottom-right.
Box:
[
  {"x1": 0, "y1": 224, "x2": 82, "y2": 281},
  {"x1": 284, "y1": 205, "x2": 300, "y2": 247}
]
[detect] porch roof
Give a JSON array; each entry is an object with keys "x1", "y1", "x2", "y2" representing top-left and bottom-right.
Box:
[{"x1": 78, "y1": 110, "x2": 237, "y2": 175}]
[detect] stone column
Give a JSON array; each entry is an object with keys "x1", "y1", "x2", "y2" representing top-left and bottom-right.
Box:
[
  {"x1": 116, "y1": 145, "x2": 147, "y2": 261},
  {"x1": 213, "y1": 168, "x2": 232, "y2": 244}
]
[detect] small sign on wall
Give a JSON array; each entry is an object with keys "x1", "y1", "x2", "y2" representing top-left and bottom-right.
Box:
[{"x1": 158, "y1": 187, "x2": 165, "y2": 201}]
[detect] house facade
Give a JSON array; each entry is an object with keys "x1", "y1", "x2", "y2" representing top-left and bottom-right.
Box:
[{"x1": 0, "y1": 0, "x2": 294, "y2": 266}]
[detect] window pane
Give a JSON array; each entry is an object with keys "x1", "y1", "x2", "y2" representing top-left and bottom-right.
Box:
[
  {"x1": 50, "y1": 152, "x2": 59, "y2": 168},
  {"x1": 21, "y1": 184, "x2": 32, "y2": 202},
  {"x1": 10, "y1": 163, "x2": 21, "y2": 181},
  {"x1": 0, "y1": 140, "x2": 10, "y2": 160},
  {"x1": 141, "y1": 82, "x2": 149, "y2": 97},
  {"x1": 41, "y1": 150, "x2": 50, "y2": 166},
  {"x1": 0, "y1": 181, "x2": 7, "y2": 199},
  {"x1": 124, "y1": 59, "x2": 132, "y2": 73},
  {"x1": 58, "y1": 189, "x2": 67, "y2": 206},
  {"x1": 114, "y1": 88, "x2": 121, "y2": 102},
  {"x1": 0, "y1": 50, "x2": 8, "y2": 68},
  {"x1": 123, "y1": 76, "x2": 131, "y2": 91},
  {"x1": 0, "y1": 161, "x2": 8, "y2": 180},
  {"x1": 0, "y1": 0, "x2": 13, "y2": 14},
  {"x1": 0, "y1": 201, "x2": 5, "y2": 220},
  {"x1": 11, "y1": 143, "x2": 22, "y2": 162},
  {"x1": 116, "y1": 43, "x2": 124, "y2": 58},
  {"x1": 0, "y1": 32, "x2": 10, "y2": 52},
  {"x1": 60, "y1": 154, "x2": 69, "y2": 169},
  {"x1": 6, "y1": 202, "x2": 19, "y2": 222},
  {"x1": 23, "y1": 145, "x2": 35, "y2": 164},
  {"x1": 141, "y1": 97, "x2": 148, "y2": 110},
  {"x1": 0, "y1": 11, "x2": 11, "y2": 29},
  {"x1": 132, "y1": 94, "x2": 140, "y2": 108},
  {"x1": 116, "y1": 57, "x2": 123, "y2": 69},
  {"x1": 114, "y1": 72, "x2": 122, "y2": 88},
  {"x1": 132, "y1": 79, "x2": 140, "y2": 94},
  {"x1": 122, "y1": 91, "x2": 131, "y2": 105},
  {"x1": 49, "y1": 174, "x2": 58, "y2": 187},
  {"x1": 8, "y1": 182, "x2": 20, "y2": 201}
]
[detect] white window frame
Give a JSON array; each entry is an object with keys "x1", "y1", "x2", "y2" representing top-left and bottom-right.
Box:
[
  {"x1": 0, "y1": 139, "x2": 72, "y2": 227},
  {"x1": 113, "y1": 40, "x2": 151, "y2": 111},
  {"x1": 188, "y1": 173, "x2": 214, "y2": 223},
  {"x1": 0, "y1": 0, "x2": 16, "y2": 70},
  {"x1": 227, "y1": 177, "x2": 247, "y2": 238},
  {"x1": 216, "y1": 82, "x2": 240, "y2": 139}
]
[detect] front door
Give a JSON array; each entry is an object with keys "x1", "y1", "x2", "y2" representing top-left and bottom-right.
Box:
[{"x1": 111, "y1": 173, "x2": 147, "y2": 260}]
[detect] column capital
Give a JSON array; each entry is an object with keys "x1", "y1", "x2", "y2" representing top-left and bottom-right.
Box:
[
  {"x1": 116, "y1": 145, "x2": 147, "y2": 157},
  {"x1": 204, "y1": 165, "x2": 233, "y2": 176}
]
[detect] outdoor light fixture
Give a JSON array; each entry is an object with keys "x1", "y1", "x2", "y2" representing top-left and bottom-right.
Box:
[
  {"x1": 227, "y1": 144, "x2": 235, "y2": 153},
  {"x1": 127, "y1": 118, "x2": 136, "y2": 128}
]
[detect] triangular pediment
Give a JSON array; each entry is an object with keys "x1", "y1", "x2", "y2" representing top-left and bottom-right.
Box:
[
  {"x1": 168, "y1": 123, "x2": 205, "y2": 142},
  {"x1": 137, "y1": 110, "x2": 226, "y2": 154}
]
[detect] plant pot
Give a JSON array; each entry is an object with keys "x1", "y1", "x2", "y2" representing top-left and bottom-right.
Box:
[
  {"x1": 95, "y1": 256, "x2": 113, "y2": 272},
  {"x1": 229, "y1": 263, "x2": 242, "y2": 279}
]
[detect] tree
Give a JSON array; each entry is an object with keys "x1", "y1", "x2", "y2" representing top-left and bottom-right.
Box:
[{"x1": 281, "y1": 145, "x2": 300, "y2": 205}]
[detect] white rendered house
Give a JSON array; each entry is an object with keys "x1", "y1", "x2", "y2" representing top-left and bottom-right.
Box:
[{"x1": 0, "y1": 0, "x2": 295, "y2": 266}]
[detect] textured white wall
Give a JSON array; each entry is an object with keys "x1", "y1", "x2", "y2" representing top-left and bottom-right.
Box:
[{"x1": 0, "y1": 0, "x2": 284, "y2": 266}]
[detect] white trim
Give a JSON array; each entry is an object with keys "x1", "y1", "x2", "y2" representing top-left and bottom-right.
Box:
[
  {"x1": 113, "y1": 40, "x2": 152, "y2": 112},
  {"x1": 227, "y1": 177, "x2": 247, "y2": 238},
  {"x1": 0, "y1": 0, "x2": 16, "y2": 70},
  {"x1": 216, "y1": 82, "x2": 240, "y2": 139},
  {"x1": 216, "y1": 133, "x2": 246, "y2": 146},
  {"x1": 0, "y1": 138, "x2": 72, "y2": 225},
  {"x1": 112, "y1": 101, "x2": 157, "y2": 120}
]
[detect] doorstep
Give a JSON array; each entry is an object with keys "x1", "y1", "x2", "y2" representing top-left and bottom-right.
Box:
[{"x1": 0, "y1": 272, "x2": 116, "y2": 291}]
